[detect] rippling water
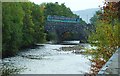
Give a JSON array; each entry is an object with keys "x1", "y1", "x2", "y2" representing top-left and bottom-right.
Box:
[{"x1": 1, "y1": 42, "x2": 92, "y2": 74}]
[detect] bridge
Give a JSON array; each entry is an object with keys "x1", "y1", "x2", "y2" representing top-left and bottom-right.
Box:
[{"x1": 45, "y1": 15, "x2": 89, "y2": 43}]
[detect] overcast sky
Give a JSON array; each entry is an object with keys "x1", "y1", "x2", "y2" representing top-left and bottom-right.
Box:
[{"x1": 29, "y1": 0, "x2": 104, "y2": 11}]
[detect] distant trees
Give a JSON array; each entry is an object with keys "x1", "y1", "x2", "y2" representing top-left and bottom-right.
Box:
[
  {"x1": 44, "y1": 2, "x2": 78, "y2": 18},
  {"x1": 2, "y1": 2, "x2": 46, "y2": 57},
  {"x1": 90, "y1": 10, "x2": 102, "y2": 26}
]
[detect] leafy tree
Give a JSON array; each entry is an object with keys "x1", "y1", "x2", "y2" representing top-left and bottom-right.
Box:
[
  {"x1": 21, "y1": 2, "x2": 35, "y2": 47},
  {"x1": 90, "y1": 10, "x2": 102, "y2": 25},
  {"x1": 44, "y1": 2, "x2": 78, "y2": 18},
  {"x1": 31, "y1": 3, "x2": 46, "y2": 43},
  {"x1": 2, "y1": 2, "x2": 47, "y2": 57},
  {"x1": 2, "y1": 2, "x2": 24, "y2": 57},
  {"x1": 89, "y1": 1, "x2": 120, "y2": 61}
]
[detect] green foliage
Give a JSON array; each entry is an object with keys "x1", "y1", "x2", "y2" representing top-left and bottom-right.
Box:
[
  {"x1": 44, "y1": 2, "x2": 87, "y2": 41},
  {"x1": 89, "y1": 19, "x2": 120, "y2": 61},
  {"x1": 1, "y1": 64, "x2": 24, "y2": 76},
  {"x1": 44, "y1": 2, "x2": 86, "y2": 25},
  {"x1": 46, "y1": 32, "x2": 58, "y2": 42},
  {"x1": 21, "y1": 2, "x2": 35, "y2": 46},
  {"x1": 2, "y1": 2, "x2": 87, "y2": 57},
  {"x1": 89, "y1": 1, "x2": 120, "y2": 61},
  {"x1": 31, "y1": 3, "x2": 46, "y2": 43},
  {"x1": 2, "y1": 2, "x2": 24, "y2": 56},
  {"x1": 90, "y1": 10, "x2": 102, "y2": 25},
  {"x1": 79, "y1": 18, "x2": 87, "y2": 25},
  {"x1": 44, "y1": 2, "x2": 78, "y2": 18},
  {"x1": 2, "y1": 2, "x2": 46, "y2": 57}
]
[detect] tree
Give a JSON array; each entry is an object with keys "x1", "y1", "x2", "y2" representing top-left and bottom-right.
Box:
[
  {"x1": 44, "y1": 2, "x2": 78, "y2": 18},
  {"x1": 89, "y1": 1, "x2": 120, "y2": 61},
  {"x1": 31, "y1": 3, "x2": 46, "y2": 43},
  {"x1": 2, "y1": 2, "x2": 47, "y2": 57},
  {"x1": 2, "y1": 2, "x2": 24, "y2": 57},
  {"x1": 21, "y1": 2, "x2": 35, "y2": 47}
]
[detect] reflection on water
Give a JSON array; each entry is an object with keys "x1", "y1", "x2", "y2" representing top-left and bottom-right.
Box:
[{"x1": 1, "y1": 42, "x2": 93, "y2": 74}]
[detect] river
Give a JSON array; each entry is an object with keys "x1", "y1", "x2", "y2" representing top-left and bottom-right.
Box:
[{"x1": 1, "y1": 41, "x2": 92, "y2": 74}]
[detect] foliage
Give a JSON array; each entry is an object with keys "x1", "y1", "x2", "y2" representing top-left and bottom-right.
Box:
[
  {"x1": 89, "y1": 21, "x2": 119, "y2": 60},
  {"x1": 44, "y1": 2, "x2": 86, "y2": 25},
  {"x1": 44, "y1": 2, "x2": 87, "y2": 41},
  {"x1": 90, "y1": 10, "x2": 102, "y2": 25},
  {"x1": 46, "y1": 32, "x2": 58, "y2": 42},
  {"x1": 2, "y1": 2, "x2": 88, "y2": 57},
  {"x1": 2, "y1": 2, "x2": 24, "y2": 56},
  {"x1": 89, "y1": 1, "x2": 120, "y2": 61},
  {"x1": 21, "y1": 2, "x2": 35, "y2": 47},
  {"x1": 31, "y1": 3, "x2": 46, "y2": 43},
  {"x1": 79, "y1": 18, "x2": 87, "y2": 25},
  {"x1": 1, "y1": 64, "x2": 24, "y2": 76},
  {"x1": 2, "y1": 2, "x2": 46, "y2": 57},
  {"x1": 44, "y1": 2, "x2": 78, "y2": 18}
]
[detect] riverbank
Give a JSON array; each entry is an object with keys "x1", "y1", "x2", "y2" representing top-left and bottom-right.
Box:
[
  {"x1": 84, "y1": 47, "x2": 119, "y2": 75},
  {"x1": 2, "y1": 43, "x2": 45, "y2": 58},
  {"x1": 2, "y1": 42, "x2": 116, "y2": 75},
  {"x1": 98, "y1": 48, "x2": 120, "y2": 74},
  {"x1": 1, "y1": 43, "x2": 92, "y2": 75}
]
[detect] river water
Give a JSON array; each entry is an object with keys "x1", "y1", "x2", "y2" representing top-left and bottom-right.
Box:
[{"x1": 1, "y1": 42, "x2": 92, "y2": 74}]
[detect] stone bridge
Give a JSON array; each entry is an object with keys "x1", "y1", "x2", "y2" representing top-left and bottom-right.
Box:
[{"x1": 45, "y1": 15, "x2": 89, "y2": 42}]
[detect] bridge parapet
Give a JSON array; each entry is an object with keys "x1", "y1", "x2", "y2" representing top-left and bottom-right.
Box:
[{"x1": 47, "y1": 15, "x2": 80, "y2": 23}]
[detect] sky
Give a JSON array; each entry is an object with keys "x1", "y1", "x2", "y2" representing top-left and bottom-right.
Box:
[{"x1": 29, "y1": 0, "x2": 104, "y2": 11}]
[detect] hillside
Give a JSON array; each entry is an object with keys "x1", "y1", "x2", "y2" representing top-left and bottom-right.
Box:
[{"x1": 73, "y1": 8, "x2": 100, "y2": 23}]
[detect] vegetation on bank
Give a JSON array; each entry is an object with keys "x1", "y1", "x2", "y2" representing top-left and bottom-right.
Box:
[
  {"x1": 1, "y1": 0, "x2": 120, "y2": 75},
  {"x1": 1, "y1": 63, "x2": 25, "y2": 76},
  {"x1": 88, "y1": 1, "x2": 120, "y2": 74},
  {"x1": 2, "y1": 1, "x2": 87, "y2": 58},
  {"x1": 2, "y1": 2, "x2": 46, "y2": 57}
]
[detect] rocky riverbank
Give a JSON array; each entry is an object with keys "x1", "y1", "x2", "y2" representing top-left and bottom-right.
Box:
[{"x1": 56, "y1": 45, "x2": 86, "y2": 54}]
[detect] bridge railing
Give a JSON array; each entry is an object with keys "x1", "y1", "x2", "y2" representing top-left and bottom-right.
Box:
[{"x1": 47, "y1": 15, "x2": 80, "y2": 23}]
